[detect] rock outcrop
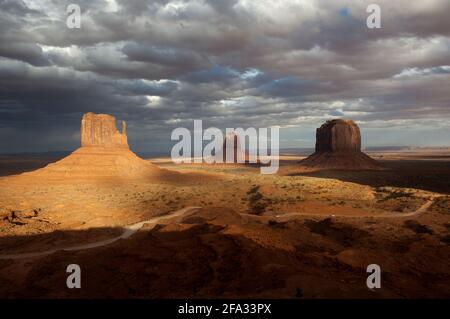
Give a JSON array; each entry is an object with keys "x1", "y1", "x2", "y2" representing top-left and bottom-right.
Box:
[
  {"x1": 221, "y1": 133, "x2": 249, "y2": 163},
  {"x1": 315, "y1": 119, "x2": 361, "y2": 153},
  {"x1": 299, "y1": 119, "x2": 381, "y2": 170},
  {"x1": 24, "y1": 113, "x2": 171, "y2": 179},
  {"x1": 81, "y1": 113, "x2": 128, "y2": 149}
]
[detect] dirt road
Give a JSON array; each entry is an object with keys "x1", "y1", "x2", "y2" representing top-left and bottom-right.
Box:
[
  {"x1": 0, "y1": 197, "x2": 439, "y2": 260},
  {"x1": 0, "y1": 207, "x2": 200, "y2": 260}
]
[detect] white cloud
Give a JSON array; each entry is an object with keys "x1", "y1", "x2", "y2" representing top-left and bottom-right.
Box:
[{"x1": 393, "y1": 65, "x2": 450, "y2": 78}]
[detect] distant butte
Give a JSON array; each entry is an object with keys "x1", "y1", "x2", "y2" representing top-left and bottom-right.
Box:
[
  {"x1": 220, "y1": 132, "x2": 249, "y2": 163},
  {"x1": 299, "y1": 119, "x2": 381, "y2": 170}
]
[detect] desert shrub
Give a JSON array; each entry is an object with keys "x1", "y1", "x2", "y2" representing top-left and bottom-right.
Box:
[
  {"x1": 379, "y1": 190, "x2": 413, "y2": 202},
  {"x1": 403, "y1": 220, "x2": 434, "y2": 235},
  {"x1": 246, "y1": 185, "x2": 268, "y2": 215}
]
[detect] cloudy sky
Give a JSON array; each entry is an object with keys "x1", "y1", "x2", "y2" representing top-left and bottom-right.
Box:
[{"x1": 0, "y1": 0, "x2": 449, "y2": 154}]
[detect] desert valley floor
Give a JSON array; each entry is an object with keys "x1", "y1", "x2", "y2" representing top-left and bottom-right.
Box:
[{"x1": 0, "y1": 150, "x2": 449, "y2": 298}]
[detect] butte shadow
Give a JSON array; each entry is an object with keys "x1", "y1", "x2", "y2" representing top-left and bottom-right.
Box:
[{"x1": 1, "y1": 206, "x2": 448, "y2": 298}]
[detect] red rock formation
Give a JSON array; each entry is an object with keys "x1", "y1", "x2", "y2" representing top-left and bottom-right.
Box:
[
  {"x1": 24, "y1": 113, "x2": 170, "y2": 178},
  {"x1": 300, "y1": 119, "x2": 381, "y2": 170},
  {"x1": 315, "y1": 119, "x2": 361, "y2": 153},
  {"x1": 81, "y1": 113, "x2": 128, "y2": 149},
  {"x1": 221, "y1": 133, "x2": 249, "y2": 163}
]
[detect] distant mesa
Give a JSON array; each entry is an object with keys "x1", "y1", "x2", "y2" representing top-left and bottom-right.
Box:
[
  {"x1": 24, "y1": 113, "x2": 169, "y2": 178},
  {"x1": 220, "y1": 132, "x2": 249, "y2": 163},
  {"x1": 299, "y1": 119, "x2": 381, "y2": 170}
]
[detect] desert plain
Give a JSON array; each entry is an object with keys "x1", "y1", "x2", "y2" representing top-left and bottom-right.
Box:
[{"x1": 0, "y1": 145, "x2": 449, "y2": 298}]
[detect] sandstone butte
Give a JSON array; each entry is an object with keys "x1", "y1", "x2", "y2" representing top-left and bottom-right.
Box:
[
  {"x1": 81, "y1": 113, "x2": 129, "y2": 149},
  {"x1": 220, "y1": 132, "x2": 250, "y2": 163},
  {"x1": 299, "y1": 119, "x2": 381, "y2": 170},
  {"x1": 23, "y1": 113, "x2": 170, "y2": 178}
]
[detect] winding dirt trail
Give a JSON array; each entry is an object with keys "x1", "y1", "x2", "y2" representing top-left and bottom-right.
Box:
[
  {"x1": 267, "y1": 196, "x2": 439, "y2": 220},
  {"x1": 0, "y1": 196, "x2": 439, "y2": 260},
  {"x1": 0, "y1": 207, "x2": 200, "y2": 260}
]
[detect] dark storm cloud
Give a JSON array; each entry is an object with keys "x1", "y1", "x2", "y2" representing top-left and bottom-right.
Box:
[
  {"x1": 122, "y1": 43, "x2": 206, "y2": 68},
  {"x1": 0, "y1": 0, "x2": 37, "y2": 15},
  {"x1": 0, "y1": 42, "x2": 50, "y2": 66},
  {"x1": 180, "y1": 65, "x2": 239, "y2": 84},
  {"x1": 0, "y1": 0, "x2": 449, "y2": 153}
]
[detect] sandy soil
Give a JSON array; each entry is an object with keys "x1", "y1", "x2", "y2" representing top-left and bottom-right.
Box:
[{"x1": 0, "y1": 149, "x2": 449, "y2": 298}]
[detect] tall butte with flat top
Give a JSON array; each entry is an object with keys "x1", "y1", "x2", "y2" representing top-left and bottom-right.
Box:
[
  {"x1": 81, "y1": 113, "x2": 128, "y2": 149},
  {"x1": 25, "y1": 113, "x2": 166, "y2": 178},
  {"x1": 299, "y1": 119, "x2": 381, "y2": 170}
]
